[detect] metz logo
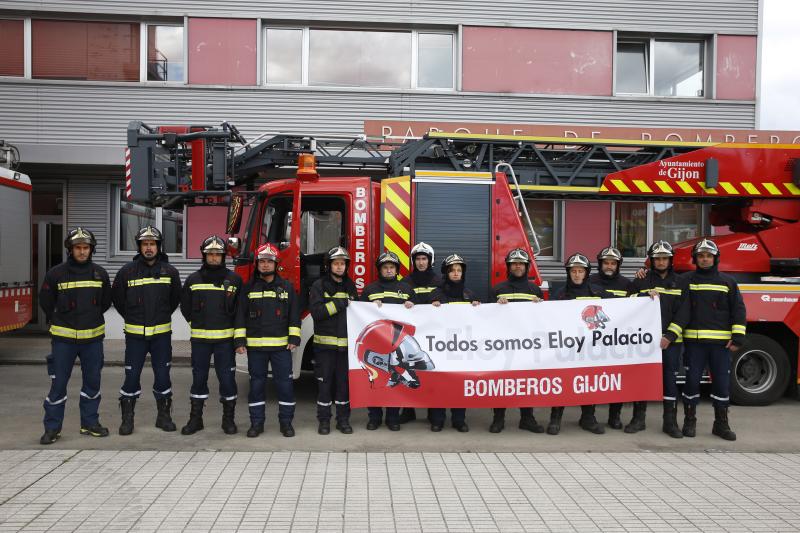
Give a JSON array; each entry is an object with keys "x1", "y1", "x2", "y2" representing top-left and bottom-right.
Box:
[{"x1": 737, "y1": 243, "x2": 758, "y2": 251}]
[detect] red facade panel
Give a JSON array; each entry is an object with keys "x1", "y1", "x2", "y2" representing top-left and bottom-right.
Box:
[
  {"x1": 188, "y1": 18, "x2": 257, "y2": 85},
  {"x1": 462, "y1": 26, "x2": 612, "y2": 95},
  {"x1": 564, "y1": 201, "x2": 612, "y2": 257},
  {"x1": 716, "y1": 35, "x2": 756, "y2": 100},
  {"x1": 0, "y1": 19, "x2": 24, "y2": 77}
]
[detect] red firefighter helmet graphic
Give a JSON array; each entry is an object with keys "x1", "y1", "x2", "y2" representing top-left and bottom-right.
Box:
[
  {"x1": 581, "y1": 305, "x2": 610, "y2": 330},
  {"x1": 355, "y1": 320, "x2": 435, "y2": 389}
]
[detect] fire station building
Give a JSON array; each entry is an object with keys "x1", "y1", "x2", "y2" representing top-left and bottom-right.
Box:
[{"x1": 0, "y1": 0, "x2": 784, "y2": 336}]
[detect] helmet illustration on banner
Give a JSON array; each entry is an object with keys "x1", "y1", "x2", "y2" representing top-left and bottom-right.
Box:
[
  {"x1": 581, "y1": 305, "x2": 610, "y2": 330},
  {"x1": 355, "y1": 319, "x2": 435, "y2": 389}
]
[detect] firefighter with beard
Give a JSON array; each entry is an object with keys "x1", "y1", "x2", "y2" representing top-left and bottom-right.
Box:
[
  {"x1": 179, "y1": 236, "x2": 243, "y2": 436},
  {"x1": 430, "y1": 254, "x2": 480, "y2": 432},
  {"x1": 112, "y1": 225, "x2": 182, "y2": 436},
  {"x1": 589, "y1": 246, "x2": 634, "y2": 430},
  {"x1": 398, "y1": 242, "x2": 441, "y2": 425},
  {"x1": 235, "y1": 243, "x2": 301, "y2": 438},
  {"x1": 489, "y1": 248, "x2": 545, "y2": 434},
  {"x1": 38, "y1": 228, "x2": 112, "y2": 445},
  {"x1": 627, "y1": 240, "x2": 689, "y2": 438},
  {"x1": 361, "y1": 251, "x2": 416, "y2": 431},
  {"x1": 681, "y1": 239, "x2": 745, "y2": 441},
  {"x1": 309, "y1": 246, "x2": 358, "y2": 435},
  {"x1": 548, "y1": 253, "x2": 611, "y2": 435}
]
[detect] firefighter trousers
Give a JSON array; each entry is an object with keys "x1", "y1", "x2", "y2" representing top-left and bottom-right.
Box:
[
  {"x1": 247, "y1": 349, "x2": 295, "y2": 425},
  {"x1": 43, "y1": 339, "x2": 103, "y2": 431},
  {"x1": 368, "y1": 407, "x2": 400, "y2": 425},
  {"x1": 314, "y1": 347, "x2": 350, "y2": 422},
  {"x1": 120, "y1": 334, "x2": 173, "y2": 400},
  {"x1": 662, "y1": 343, "x2": 682, "y2": 402},
  {"x1": 683, "y1": 343, "x2": 731, "y2": 408},
  {"x1": 189, "y1": 340, "x2": 237, "y2": 401},
  {"x1": 429, "y1": 408, "x2": 466, "y2": 426}
]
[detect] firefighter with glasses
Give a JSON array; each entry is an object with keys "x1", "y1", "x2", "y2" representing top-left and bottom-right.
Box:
[
  {"x1": 38, "y1": 228, "x2": 112, "y2": 445},
  {"x1": 490, "y1": 248, "x2": 545, "y2": 434},
  {"x1": 309, "y1": 246, "x2": 358, "y2": 435},
  {"x1": 112, "y1": 225, "x2": 182, "y2": 436},
  {"x1": 235, "y1": 243, "x2": 301, "y2": 438},
  {"x1": 627, "y1": 240, "x2": 689, "y2": 438},
  {"x1": 681, "y1": 238, "x2": 745, "y2": 441},
  {"x1": 361, "y1": 251, "x2": 416, "y2": 431},
  {"x1": 179, "y1": 235, "x2": 243, "y2": 436}
]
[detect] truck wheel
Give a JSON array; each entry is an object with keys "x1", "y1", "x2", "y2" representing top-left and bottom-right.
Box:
[{"x1": 730, "y1": 333, "x2": 790, "y2": 406}]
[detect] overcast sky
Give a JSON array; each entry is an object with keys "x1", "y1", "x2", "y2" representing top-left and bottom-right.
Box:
[{"x1": 759, "y1": 0, "x2": 800, "y2": 129}]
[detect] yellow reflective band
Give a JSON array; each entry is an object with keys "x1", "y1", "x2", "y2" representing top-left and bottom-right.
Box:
[
  {"x1": 248, "y1": 291, "x2": 289, "y2": 299},
  {"x1": 606, "y1": 289, "x2": 628, "y2": 296},
  {"x1": 50, "y1": 324, "x2": 105, "y2": 339},
  {"x1": 234, "y1": 328, "x2": 247, "y2": 339},
  {"x1": 446, "y1": 301, "x2": 472, "y2": 304},
  {"x1": 57, "y1": 281, "x2": 103, "y2": 290},
  {"x1": 288, "y1": 327, "x2": 301, "y2": 337},
  {"x1": 413, "y1": 287, "x2": 436, "y2": 294},
  {"x1": 324, "y1": 292, "x2": 350, "y2": 299},
  {"x1": 190, "y1": 283, "x2": 236, "y2": 292},
  {"x1": 575, "y1": 296, "x2": 601, "y2": 300},
  {"x1": 325, "y1": 301, "x2": 337, "y2": 315},
  {"x1": 313, "y1": 334, "x2": 348, "y2": 347},
  {"x1": 496, "y1": 293, "x2": 537, "y2": 301},
  {"x1": 190, "y1": 328, "x2": 235, "y2": 339},
  {"x1": 367, "y1": 291, "x2": 409, "y2": 301},
  {"x1": 640, "y1": 287, "x2": 683, "y2": 296},
  {"x1": 247, "y1": 336, "x2": 289, "y2": 347},
  {"x1": 128, "y1": 278, "x2": 172, "y2": 287},
  {"x1": 667, "y1": 323, "x2": 683, "y2": 335},
  {"x1": 683, "y1": 329, "x2": 732, "y2": 340},
  {"x1": 124, "y1": 322, "x2": 172, "y2": 336},
  {"x1": 689, "y1": 284, "x2": 729, "y2": 293},
  {"x1": 731, "y1": 325, "x2": 746, "y2": 334}
]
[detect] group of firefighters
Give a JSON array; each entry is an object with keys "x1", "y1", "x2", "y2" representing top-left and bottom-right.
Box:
[{"x1": 38, "y1": 223, "x2": 746, "y2": 445}]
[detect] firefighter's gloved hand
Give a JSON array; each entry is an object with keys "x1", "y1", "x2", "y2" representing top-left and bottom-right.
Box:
[
  {"x1": 404, "y1": 301, "x2": 414, "y2": 309},
  {"x1": 498, "y1": 297, "x2": 509, "y2": 305},
  {"x1": 660, "y1": 336, "x2": 671, "y2": 350}
]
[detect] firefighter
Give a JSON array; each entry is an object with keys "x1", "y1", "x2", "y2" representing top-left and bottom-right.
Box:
[
  {"x1": 681, "y1": 238, "x2": 745, "y2": 441},
  {"x1": 430, "y1": 254, "x2": 480, "y2": 432},
  {"x1": 38, "y1": 228, "x2": 112, "y2": 445},
  {"x1": 548, "y1": 253, "x2": 611, "y2": 435},
  {"x1": 309, "y1": 246, "x2": 359, "y2": 435},
  {"x1": 235, "y1": 243, "x2": 300, "y2": 438},
  {"x1": 589, "y1": 246, "x2": 634, "y2": 430},
  {"x1": 361, "y1": 251, "x2": 416, "y2": 431},
  {"x1": 627, "y1": 240, "x2": 689, "y2": 438},
  {"x1": 490, "y1": 248, "x2": 545, "y2": 434},
  {"x1": 399, "y1": 242, "x2": 441, "y2": 425},
  {"x1": 179, "y1": 235, "x2": 242, "y2": 436},
  {"x1": 112, "y1": 225, "x2": 182, "y2": 435}
]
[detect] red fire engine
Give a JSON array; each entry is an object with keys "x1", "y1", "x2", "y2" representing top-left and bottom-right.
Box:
[{"x1": 126, "y1": 123, "x2": 800, "y2": 406}]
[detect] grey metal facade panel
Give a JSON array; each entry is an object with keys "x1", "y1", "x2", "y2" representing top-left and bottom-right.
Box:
[
  {"x1": 0, "y1": 1, "x2": 759, "y2": 34},
  {"x1": 0, "y1": 83, "x2": 756, "y2": 159}
]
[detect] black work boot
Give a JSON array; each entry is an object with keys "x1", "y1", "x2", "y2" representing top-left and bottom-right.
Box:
[
  {"x1": 281, "y1": 422, "x2": 295, "y2": 437},
  {"x1": 579, "y1": 405, "x2": 605, "y2": 434},
  {"x1": 155, "y1": 397, "x2": 177, "y2": 432},
  {"x1": 546, "y1": 407, "x2": 564, "y2": 435},
  {"x1": 607, "y1": 403, "x2": 623, "y2": 430},
  {"x1": 40, "y1": 429, "x2": 61, "y2": 445},
  {"x1": 519, "y1": 414, "x2": 545, "y2": 433},
  {"x1": 489, "y1": 410, "x2": 505, "y2": 433},
  {"x1": 399, "y1": 408, "x2": 417, "y2": 424},
  {"x1": 682, "y1": 403, "x2": 697, "y2": 438},
  {"x1": 221, "y1": 399, "x2": 237, "y2": 435},
  {"x1": 624, "y1": 402, "x2": 647, "y2": 434},
  {"x1": 246, "y1": 422, "x2": 264, "y2": 438},
  {"x1": 662, "y1": 400, "x2": 683, "y2": 439},
  {"x1": 712, "y1": 406, "x2": 737, "y2": 441},
  {"x1": 318, "y1": 418, "x2": 331, "y2": 435},
  {"x1": 80, "y1": 423, "x2": 109, "y2": 437},
  {"x1": 181, "y1": 398, "x2": 205, "y2": 435},
  {"x1": 336, "y1": 419, "x2": 353, "y2": 434},
  {"x1": 119, "y1": 397, "x2": 136, "y2": 436}
]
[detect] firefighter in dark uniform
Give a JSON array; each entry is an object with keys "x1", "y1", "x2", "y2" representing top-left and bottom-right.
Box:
[
  {"x1": 235, "y1": 243, "x2": 301, "y2": 438},
  {"x1": 38, "y1": 228, "x2": 112, "y2": 445},
  {"x1": 627, "y1": 240, "x2": 689, "y2": 438},
  {"x1": 589, "y1": 246, "x2": 634, "y2": 430},
  {"x1": 430, "y1": 254, "x2": 480, "y2": 433},
  {"x1": 361, "y1": 251, "x2": 416, "y2": 431},
  {"x1": 399, "y1": 242, "x2": 441, "y2": 425},
  {"x1": 681, "y1": 238, "x2": 745, "y2": 441},
  {"x1": 490, "y1": 248, "x2": 545, "y2": 434},
  {"x1": 113, "y1": 225, "x2": 182, "y2": 435},
  {"x1": 309, "y1": 246, "x2": 358, "y2": 435},
  {"x1": 179, "y1": 235, "x2": 243, "y2": 436},
  {"x1": 548, "y1": 253, "x2": 612, "y2": 435}
]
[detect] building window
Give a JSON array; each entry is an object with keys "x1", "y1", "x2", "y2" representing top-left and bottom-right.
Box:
[
  {"x1": 264, "y1": 27, "x2": 455, "y2": 90},
  {"x1": 652, "y1": 202, "x2": 703, "y2": 243},
  {"x1": 146, "y1": 24, "x2": 184, "y2": 82},
  {"x1": 0, "y1": 19, "x2": 25, "y2": 77},
  {"x1": 616, "y1": 37, "x2": 705, "y2": 97},
  {"x1": 115, "y1": 187, "x2": 184, "y2": 255},
  {"x1": 613, "y1": 202, "x2": 648, "y2": 258},
  {"x1": 523, "y1": 199, "x2": 559, "y2": 258},
  {"x1": 32, "y1": 20, "x2": 140, "y2": 81},
  {"x1": 613, "y1": 202, "x2": 704, "y2": 258}
]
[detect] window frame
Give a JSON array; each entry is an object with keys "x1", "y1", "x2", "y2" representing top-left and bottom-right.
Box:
[
  {"x1": 139, "y1": 22, "x2": 187, "y2": 84},
  {"x1": 0, "y1": 17, "x2": 30, "y2": 79},
  {"x1": 112, "y1": 184, "x2": 187, "y2": 258},
  {"x1": 523, "y1": 198, "x2": 562, "y2": 261},
  {"x1": 262, "y1": 25, "x2": 457, "y2": 91},
  {"x1": 611, "y1": 201, "x2": 709, "y2": 259}
]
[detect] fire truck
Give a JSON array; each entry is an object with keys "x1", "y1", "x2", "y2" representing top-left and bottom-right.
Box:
[
  {"x1": 0, "y1": 141, "x2": 33, "y2": 333},
  {"x1": 126, "y1": 122, "x2": 800, "y2": 406}
]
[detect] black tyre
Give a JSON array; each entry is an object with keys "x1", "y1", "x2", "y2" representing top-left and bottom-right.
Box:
[{"x1": 730, "y1": 333, "x2": 790, "y2": 406}]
